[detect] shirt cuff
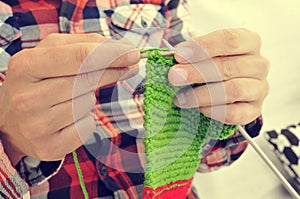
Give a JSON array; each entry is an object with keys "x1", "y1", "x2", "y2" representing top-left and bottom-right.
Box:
[
  {"x1": 16, "y1": 157, "x2": 63, "y2": 187},
  {"x1": 0, "y1": 140, "x2": 29, "y2": 198},
  {"x1": 245, "y1": 115, "x2": 263, "y2": 138}
]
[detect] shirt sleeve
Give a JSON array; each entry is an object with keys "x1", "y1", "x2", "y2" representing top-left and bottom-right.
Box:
[
  {"x1": 0, "y1": 2, "x2": 63, "y2": 198},
  {"x1": 0, "y1": 3, "x2": 29, "y2": 199},
  {"x1": 0, "y1": 2, "x2": 22, "y2": 67},
  {"x1": 0, "y1": 141, "x2": 29, "y2": 199},
  {"x1": 198, "y1": 116, "x2": 263, "y2": 172}
]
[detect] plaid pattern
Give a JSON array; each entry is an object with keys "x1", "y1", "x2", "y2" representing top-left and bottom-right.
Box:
[
  {"x1": 0, "y1": 0, "x2": 263, "y2": 198},
  {"x1": 265, "y1": 123, "x2": 300, "y2": 186},
  {"x1": 0, "y1": 141, "x2": 29, "y2": 199},
  {"x1": 0, "y1": 1, "x2": 22, "y2": 71}
]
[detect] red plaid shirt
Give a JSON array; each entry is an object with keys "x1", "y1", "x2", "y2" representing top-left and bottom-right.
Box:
[{"x1": 0, "y1": 0, "x2": 263, "y2": 198}]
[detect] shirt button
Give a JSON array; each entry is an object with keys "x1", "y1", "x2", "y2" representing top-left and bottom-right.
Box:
[
  {"x1": 141, "y1": 17, "x2": 148, "y2": 28},
  {"x1": 100, "y1": 165, "x2": 108, "y2": 176},
  {"x1": 65, "y1": 23, "x2": 70, "y2": 33},
  {"x1": 135, "y1": 85, "x2": 145, "y2": 94}
]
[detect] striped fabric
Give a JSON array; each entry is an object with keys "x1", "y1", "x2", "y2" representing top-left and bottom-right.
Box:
[
  {"x1": 0, "y1": 141, "x2": 29, "y2": 199},
  {"x1": 0, "y1": 1, "x2": 263, "y2": 198}
]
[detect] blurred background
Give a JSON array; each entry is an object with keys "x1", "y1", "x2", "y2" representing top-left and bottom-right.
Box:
[{"x1": 189, "y1": 1, "x2": 300, "y2": 198}]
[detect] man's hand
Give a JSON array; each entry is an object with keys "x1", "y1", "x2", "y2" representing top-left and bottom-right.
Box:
[
  {"x1": 169, "y1": 28, "x2": 269, "y2": 125},
  {"x1": 0, "y1": 33, "x2": 140, "y2": 165}
]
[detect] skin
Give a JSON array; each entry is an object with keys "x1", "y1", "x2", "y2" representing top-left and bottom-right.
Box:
[
  {"x1": 169, "y1": 28, "x2": 270, "y2": 125},
  {"x1": 0, "y1": 28, "x2": 269, "y2": 165},
  {"x1": 0, "y1": 33, "x2": 140, "y2": 165}
]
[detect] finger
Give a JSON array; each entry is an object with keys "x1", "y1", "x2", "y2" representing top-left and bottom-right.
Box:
[
  {"x1": 36, "y1": 33, "x2": 107, "y2": 47},
  {"x1": 10, "y1": 40, "x2": 140, "y2": 80},
  {"x1": 169, "y1": 55, "x2": 270, "y2": 85},
  {"x1": 174, "y1": 78, "x2": 269, "y2": 108},
  {"x1": 18, "y1": 92, "x2": 96, "y2": 139},
  {"x1": 199, "y1": 102, "x2": 262, "y2": 125},
  {"x1": 175, "y1": 28, "x2": 261, "y2": 63},
  {"x1": 47, "y1": 92, "x2": 96, "y2": 134},
  {"x1": 29, "y1": 65, "x2": 138, "y2": 109},
  {"x1": 36, "y1": 115, "x2": 95, "y2": 161}
]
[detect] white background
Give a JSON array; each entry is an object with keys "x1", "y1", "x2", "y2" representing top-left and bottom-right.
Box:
[{"x1": 189, "y1": 1, "x2": 300, "y2": 199}]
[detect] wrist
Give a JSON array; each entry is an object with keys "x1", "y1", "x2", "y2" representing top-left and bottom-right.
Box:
[
  {"x1": 0, "y1": 133, "x2": 25, "y2": 166},
  {"x1": 0, "y1": 76, "x2": 24, "y2": 165},
  {"x1": 0, "y1": 85, "x2": 8, "y2": 129}
]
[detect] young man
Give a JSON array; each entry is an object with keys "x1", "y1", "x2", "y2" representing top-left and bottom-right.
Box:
[{"x1": 0, "y1": 0, "x2": 268, "y2": 198}]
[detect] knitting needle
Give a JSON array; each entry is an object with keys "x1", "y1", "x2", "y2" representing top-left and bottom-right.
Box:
[
  {"x1": 141, "y1": 39, "x2": 175, "y2": 59},
  {"x1": 140, "y1": 50, "x2": 175, "y2": 59},
  {"x1": 140, "y1": 39, "x2": 176, "y2": 59},
  {"x1": 238, "y1": 125, "x2": 300, "y2": 199},
  {"x1": 0, "y1": 67, "x2": 8, "y2": 73},
  {"x1": 162, "y1": 39, "x2": 176, "y2": 52}
]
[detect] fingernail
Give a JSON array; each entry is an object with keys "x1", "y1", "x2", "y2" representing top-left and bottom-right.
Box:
[
  {"x1": 176, "y1": 47, "x2": 193, "y2": 62},
  {"x1": 127, "y1": 49, "x2": 140, "y2": 63},
  {"x1": 174, "y1": 92, "x2": 187, "y2": 106},
  {"x1": 170, "y1": 68, "x2": 188, "y2": 85}
]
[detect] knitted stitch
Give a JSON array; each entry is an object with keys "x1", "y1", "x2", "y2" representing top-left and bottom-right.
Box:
[{"x1": 142, "y1": 49, "x2": 237, "y2": 198}]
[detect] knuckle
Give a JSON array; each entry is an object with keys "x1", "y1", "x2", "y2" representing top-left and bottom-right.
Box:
[
  {"x1": 222, "y1": 29, "x2": 240, "y2": 51},
  {"x1": 74, "y1": 45, "x2": 91, "y2": 67},
  {"x1": 11, "y1": 92, "x2": 35, "y2": 114},
  {"x1": 221, "y1": 58, "x2": 239, "y2": 79},
  {"x1": 227, "y1": 80, "x2": 243, "y2": 101}
]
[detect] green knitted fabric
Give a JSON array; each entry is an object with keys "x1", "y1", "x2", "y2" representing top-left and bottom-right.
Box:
[{"x1": 143, "y1": 49, "x2": 237, "y2": 189}]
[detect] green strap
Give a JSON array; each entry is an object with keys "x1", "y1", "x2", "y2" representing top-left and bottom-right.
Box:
[{"x1": 72, "y1": 151, "x2": 89, "y2": 199}]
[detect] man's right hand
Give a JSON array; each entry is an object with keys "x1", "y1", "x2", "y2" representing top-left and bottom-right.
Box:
[{"x1": 0, "y1": 33, "x2": 140, "y2": 165}]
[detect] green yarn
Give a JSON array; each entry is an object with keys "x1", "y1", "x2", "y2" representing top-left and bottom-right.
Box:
[
  {"x1": 143, "y1": 49, "x2": 237, "y2": 189},
  {"x1": 72, "y1": 151, "x2": 89, "y2": 199}
]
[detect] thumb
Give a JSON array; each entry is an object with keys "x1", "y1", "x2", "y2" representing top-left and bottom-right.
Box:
[{"x1": 36, "y1": 33, "x2": 107, "y2": 48}]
